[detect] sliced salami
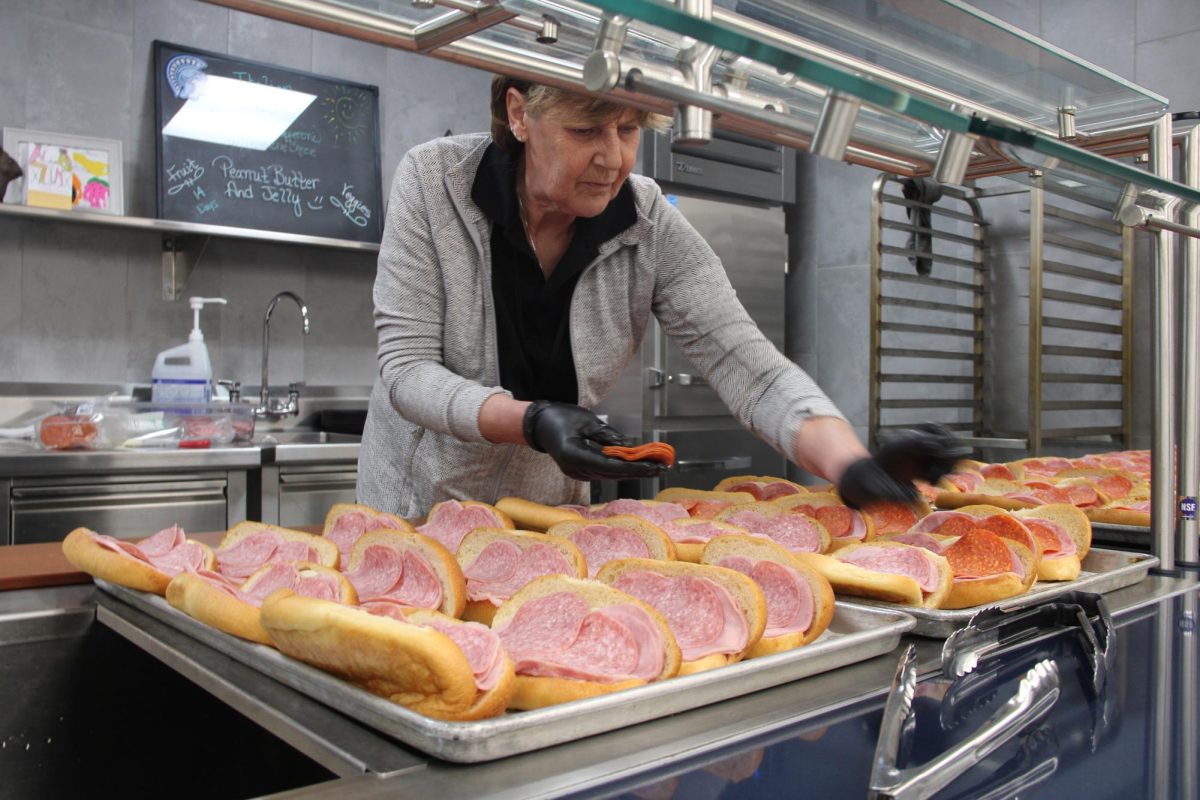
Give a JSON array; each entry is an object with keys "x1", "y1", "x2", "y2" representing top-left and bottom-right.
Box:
[
  {"x1": 343, "y1": 544, "x2": 405, "y2": 598},
  {"x1": 566, "y1": 524, "x2": 653, "y2": 578},
  {"x1": 611, "y1": 570, "x2": 748, "y2": 661},
  {"x1": 418, "y1": 501, "x2": 505, "y2": 552}
]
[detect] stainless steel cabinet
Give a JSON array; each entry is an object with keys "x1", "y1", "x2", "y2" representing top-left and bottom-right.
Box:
[{"x1": 7, "y1": 471, "x2": 246, "y2": 544}]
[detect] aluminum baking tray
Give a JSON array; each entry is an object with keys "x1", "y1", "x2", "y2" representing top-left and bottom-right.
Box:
[
  {"x1": 838, "y1": 547, "x2": 1158, "y2": 639},
  {"x1": 1089, "y1": 522, "x2": 1151, "y2": 548},
  {"x1": 95, "y1": 580, "x2": 914, "y2": 763}
]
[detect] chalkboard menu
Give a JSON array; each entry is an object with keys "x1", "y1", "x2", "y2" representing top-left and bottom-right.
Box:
[{"x1": 154, "y1": 41, "x2": 382, "y2": 242}]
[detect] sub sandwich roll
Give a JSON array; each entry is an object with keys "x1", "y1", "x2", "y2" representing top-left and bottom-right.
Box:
[
  {"x1": 596, "y1": 558, "x2": 767, "y2": 675},
  {"x1": 261, "y1": 591, "x2": 514, "y2": 720},
  {"x1": 491, "y1": 574, "x2": 681, "y2": 710},
  {"x1": 906, "y1": 505, "x2": 1041, "y2": 592},
  {"x1": 546, "y1": 516, "x2": 676, "y2": 577},
  {"x1": 1013, "y1": 504, "x2": 1093, "y2": 581},
  {"x1": 1084, "y1": 498, "x2": 1151, "y2": 528},
  {"x1": 215, "y1": 522, "x2": 341, "y2": 580},
  {"x1": 715, "y1": 501, "x2": 832, "y2": 554},
  {"x1": 932, "y1": 479, "x2": 1035, "y2": 512},
  {"x1": 700, "y1": 535, "x2": 835, "y2": 655},
  {"x1": 797, "y1": 541, "x2": 952, "y2": 608},
  {"x1": 455, "y1": 529, "x2": 587, "y2": 625},
  {"x1": 937, "y1": 530, "x2": 1037, "y2": 610},
  {"x1": 771, "y1": 492, "x2": 876, "y2": 551},
  {"x1": 653, "y1": 488, "x2": 755, "y2": 519},
  {"x1": 62, "y1": 525, "x2": 215, "y2": 596},
  {"x1": 342, "y1": 530, "x2": 466, "y2": 617},
  {"x1": 416, "y1": 499, "x2": 514, "y2": 554},
  {"x1": 657, "y1": 518, "x2": 751, "y2": 563},
  {"x1": 1055, "y1": 467, "x2": 1148, "y2": 504},
  {"x1": 495, "y1": 496, "x2": 583, "y2": 531},
  {"x1": 167, "y1": 561, "x2": 357, "y2": 645},
  {"x1": 713, "y1": 475, "x2": 808, "y2": 500},
  {"x1": 322, "y1": 502, "x2": 414, "y2": 563}
]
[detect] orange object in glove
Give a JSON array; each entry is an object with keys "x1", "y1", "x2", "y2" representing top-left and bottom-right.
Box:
[{"x1": 601, "y1": 442, "x2": 676, "y2": 467}]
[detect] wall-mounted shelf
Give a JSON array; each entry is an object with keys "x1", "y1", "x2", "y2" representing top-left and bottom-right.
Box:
[{"x1": 0, "y1": 203, "x2": 381, "y2": 300}]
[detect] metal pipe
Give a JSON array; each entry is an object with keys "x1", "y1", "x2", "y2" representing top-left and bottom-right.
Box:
[
  {"x1": 1149, "y1": 114, "x2": 1177, "y2": 570},
  {"x1": 672, "y1": 0, "x2": 715, "y2": 145},
  {"x1": 809, "y1": 91, "x2": 861, "y2": 161},
  {"x1": 1181, "y1": 122, "x2": 1200, "y2": 564},
  {"x1": 1029, "y1": 171, "x2": 1045, "y2": 456}
]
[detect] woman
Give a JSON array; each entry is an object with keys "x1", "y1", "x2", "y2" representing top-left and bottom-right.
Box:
[{"x1": 357, "y1": 76, "x2": 961, "y2": 518}]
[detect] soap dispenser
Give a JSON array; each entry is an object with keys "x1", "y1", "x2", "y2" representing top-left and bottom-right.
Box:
[{"x1": 151, "y1": 297, "x2": 227, "y2": 403}]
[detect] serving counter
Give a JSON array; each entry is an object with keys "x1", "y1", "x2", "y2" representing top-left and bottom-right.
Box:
[{"x1": 2, "y1": 538, "x2": 1196, "y2": 799}]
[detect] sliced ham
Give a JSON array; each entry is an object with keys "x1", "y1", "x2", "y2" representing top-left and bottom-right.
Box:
[
  {"x1": 584, "y1": 499, "x2": 690, "y2": 527},
  {"x1": 838, "y1": 546, "x2": 941, "y2": 594},
  {"x1": 718, "y1": 556, "x2": 814, "y2": 638},
  {"x1": 137, "y1": 525, "x2": 186, "y2": 558},
  {"x1": 611, "y1": 570, "x2": 748, "y2": 662},
  {"x1": 722, "y1": 510, "x2": 824, "y2": 552},
  {"x1": 887, "y1": 532, "x2": 948, "y2": 553},
  {"x1": 90, "y1": 526, "x2": 204, "y2": 578},
  {"x1": 462, "y1": 542, "x2": 575, "y2": 604},
  {"x1": 417, "y1": 500, "x2": 505, "y2": 553},
  {"x1": 495, "y1": 592, "x2": 664, "y2": 682},
  {"x1": 909, "y1": 510, "x2": 978, "y2": 536},
  {"x1": 565, "y1": 524, "x2": 653, "y2": 578},
  {"x1": 1019, "y1": 517, "x2": 1077, "y2": 558},
  {"x1": 151, "y1": 540, "x2": 210, "y2": 576},
  {"x1": 216, "y1": 529, "x2": 281, "y2": 580},
  {"x1": 420, "y1": 618, "x2": 507, "y2": 692},
  {"x1": 326, "y1": 510, "x2": 407, "y2": 561}
]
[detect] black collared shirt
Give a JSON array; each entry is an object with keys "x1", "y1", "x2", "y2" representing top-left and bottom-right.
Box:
[{"x1": 471, "y1": 143, "x2": 638, "y2": 403}]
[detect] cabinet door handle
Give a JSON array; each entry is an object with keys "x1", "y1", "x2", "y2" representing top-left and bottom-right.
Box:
[
  {"x1": 668, "y1": 373, "x2": 708, "y2": 387},
  {"x1": 674, "y1": 456, "x2": 753, "y2": 473}
]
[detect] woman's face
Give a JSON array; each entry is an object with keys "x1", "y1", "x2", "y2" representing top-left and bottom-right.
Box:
[{"x1": 507, "y1": 89, "x2": 641, "y2": 219}]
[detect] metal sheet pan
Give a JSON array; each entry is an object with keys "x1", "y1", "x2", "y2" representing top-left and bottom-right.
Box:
[
  {"x1": 838, "y1": 547, "x2": 1158, "y2": 638},
  {"x1": 95, "y1": 580, "x2": 913, "y2": 763},
  {"x1": 1089, "y1": 522, "x2": 1151, "y2": 548}
]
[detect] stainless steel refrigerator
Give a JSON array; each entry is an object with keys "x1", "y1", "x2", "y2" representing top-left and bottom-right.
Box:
[{"x1": 595, "y1": 191, "x2": 789, "y2": 497}]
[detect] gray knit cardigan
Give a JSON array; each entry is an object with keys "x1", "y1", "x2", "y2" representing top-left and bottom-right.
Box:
[{"x1": 357, "y1": 134, "x2": 844, "y2": 517}]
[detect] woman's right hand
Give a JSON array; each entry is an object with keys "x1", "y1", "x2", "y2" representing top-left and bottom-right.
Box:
[{"x1": 523, "y1": 400, "x2": 667, "y2": 481}]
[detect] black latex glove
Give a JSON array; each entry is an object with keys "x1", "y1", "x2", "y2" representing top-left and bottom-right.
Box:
[
  {"x1": 523, "y1": 400, "x2": 668, "y2": 482},
  {"x1": 838, "y1": 422, "x2": 969, "y2": 510}
]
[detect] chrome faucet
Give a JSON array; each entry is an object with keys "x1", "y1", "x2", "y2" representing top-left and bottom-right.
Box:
[{"x1": 254, "y1": 291, "x2": 310, "y2": 419}]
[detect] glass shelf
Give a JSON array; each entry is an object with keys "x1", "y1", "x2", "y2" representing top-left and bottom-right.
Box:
[{"x1": 584, "y1": 0, "x2": 1200, "y2": 209}]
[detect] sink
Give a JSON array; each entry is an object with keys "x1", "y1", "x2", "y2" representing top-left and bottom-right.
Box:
[
  {"x1": 252, "y1": 431, "x2": 361, "y2": 446},
  {"x1": 252, "y1": 429, "x2": 361, "y2": 465}
]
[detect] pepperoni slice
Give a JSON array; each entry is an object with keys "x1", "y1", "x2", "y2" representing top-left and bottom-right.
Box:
[
  {"x1": 687, "y1": 500, "x2": 731, "y2": 519},
  {"x1": 1094, "y1": 475, "x2": 1133, "y2": 500},
  {"x1": 814, "y1": 506, "x2": 852, "y2": 538},
  {"x1": 601, "y1": 442, "x2": 676, "y2": 466},
  {"x1": 930, "y1": 515, "x2": 977, "y2": 537},
  {"x1": 980, "y1": 464, "x2": 1015, "y2": 480},
  {"x1": 974, "y1": 514, "x2": 1037, "y2": 554},
  {"x1": 864, "y1": 502, "x2": 919, "y2": 535},
  {"x1": 942, "y1": 530, "x2": 1014, "y2": 578},
  {"x1": 1023, "y1": 520, "x2": 1065, "y2": 556}
]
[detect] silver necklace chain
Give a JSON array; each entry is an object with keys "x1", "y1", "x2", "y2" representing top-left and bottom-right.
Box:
[{"x1": 517, "y1": 191, "x2": 542, "y2": 269}]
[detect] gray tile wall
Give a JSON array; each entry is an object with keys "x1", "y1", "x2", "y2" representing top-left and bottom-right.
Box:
[{"x1": 0, "y1": 0, "x2": 492, "y2": 388}]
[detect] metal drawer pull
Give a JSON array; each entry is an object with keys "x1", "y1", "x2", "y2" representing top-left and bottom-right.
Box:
[
  {"x1": 674, "y1": 456, "x2": 752, "y2": 473},
  {"x1": 668, "y1": 373, "x2": 708, "y2": 386},
  {"x1": 868, "y1": 644, "x2": 1060, "y2": 800}
]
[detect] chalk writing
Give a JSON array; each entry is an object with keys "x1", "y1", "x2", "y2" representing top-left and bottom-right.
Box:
[
  {"x1": 268, "y1": 129, "x2": 322, "y2": 159},
  {"x1": 196, "y1": 199, "x2": 220, "y2": 215},
  {"x1": 231, "y1": 71, "x2": 293, "y2": 90},
  {"x1": 165, "y1": 158, "x2": 205, "y2": 196},
  {"x1": 330, "y1": 182, "x2": 372, "y2": 227}
]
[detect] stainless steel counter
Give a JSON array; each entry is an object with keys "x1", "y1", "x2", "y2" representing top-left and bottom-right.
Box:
[
  {"x1": 0, "y1": 442, "x2": 263, "y2": 476},
  {"x1": 88, "y1": 570, "x2": 1199, "y2": 800}
]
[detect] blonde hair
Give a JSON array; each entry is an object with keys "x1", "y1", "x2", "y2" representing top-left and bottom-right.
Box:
[{"x1": 490, "y1": 75, "x2": 671, "y2": 154}]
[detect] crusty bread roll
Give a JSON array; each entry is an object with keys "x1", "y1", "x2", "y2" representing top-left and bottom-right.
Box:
[
  {"x1": 167, "y1": 561, "x2": 357, "y2": 645},
  {"x1": 455, "y1": 529, "x2": 587, "y2": 625},
  {"x1": 1013, "y1": 504, "x2": 1093, "y2": 581},
  {"x1": 216, "y1": 521, "x2": 341, "y2": 573},
  {"x1": 933, "y1": 479, "x2": 1033, "y2": 511},
  {"x1": 796, "y1": 541, "x2": 952, "y2": 608},
  {"x1": 595, "y1": 557, "x2": 766, "y2": 675},
  {"x1": 700, "y1": 535, "x2": 835, "y2": 656},
  {"x1": 343, "y1": 530, "x2": 467, "y2": 617},
  {"x1": 713, "y1": 475, "x2": 808, "y2": 500},
  {"x1": 771, "y1": 492, "x2": 877, "y2": 551},
  {"x1": 658, "y1": 518, "x2": 748, "y2": 563},
  {"x1": 1084, "y1": 501, "x2": 1151, "y2": 528},
  {"x1": 494, "y1": 497, "x2": 584, "y2": 531},
  {"x1": 260, "y1": 590, "x2": 514, "y2": 720},
  {"x1": 547, "y1": 515, "x2": 676, "y2": 577},
  {"x1": 491, "y1": 574, "x2": 680, "y2": 709},
  {"x1": 62, "y1": 527, "x2": 215, "y2": 596},
  {"x1": 653, "y1": 487, "x2": 755, "y2": 517}
]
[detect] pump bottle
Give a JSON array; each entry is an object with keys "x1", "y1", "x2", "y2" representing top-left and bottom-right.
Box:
[{"x1": 151, "y1": 297, "x2": 227, "y2": 403}]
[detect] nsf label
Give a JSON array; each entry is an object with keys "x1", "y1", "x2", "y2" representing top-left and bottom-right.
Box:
[{"x1": 1181, "y1": 497, "x2": 1198, "y2": 520}]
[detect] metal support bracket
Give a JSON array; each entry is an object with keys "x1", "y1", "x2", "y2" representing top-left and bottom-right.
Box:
[
  {"x1": 583, "y1": 13, "x2": 631, "y2": 92},
  {"x1": 162, "y1": 234, "x2": 208, "y2": 301}
]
